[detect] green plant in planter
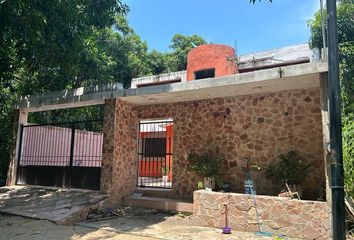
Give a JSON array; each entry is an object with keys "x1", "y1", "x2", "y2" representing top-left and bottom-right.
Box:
[
  {"x1": 187, "y1": 150, "x2": 222, "y2": 189},
  {"x1": 161, "y1": 165, "x2": 169, "y2": 176},
  {"x1": 197, "y1": 181, "x2": 204, "y2": 189},
  {"x1": 265, "y1": 151, "x2": 311, "y2": 191}
]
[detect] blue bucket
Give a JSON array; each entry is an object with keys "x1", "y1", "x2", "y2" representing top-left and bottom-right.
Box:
[{"x1": 244, "y1": 180, "x2": 256, "y2": 195}]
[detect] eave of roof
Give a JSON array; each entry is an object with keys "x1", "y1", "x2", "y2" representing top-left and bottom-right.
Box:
[
  {"x1": 122, "y1": 62, "x2": 327, "y2": 105},
  {"x1": 17, "y1": 62, "x2": 328, "y2": 112}
]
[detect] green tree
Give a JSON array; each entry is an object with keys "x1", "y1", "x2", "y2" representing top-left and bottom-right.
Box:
[
  {"x1": 169, "y1": 34, "x2": 207, "y2": 71},
  {"x1": 308, "y1": 0, "x2": 354, "y2": 114},
  {"x1": 0, "y1": 0, "x2": 128, "y2": 92},
  {"x1": 146, "y1": 50, "x2": 171, "y2": 75},
  {"x1": 343, "y1": 114, "x2": 354, "y2": 197},
  {"x1": 0, "y1": 0, "x2": 128, "y2": 180},
  {"x1": 104, "y1": 16, "x2": 152, "y2": 87},
  {"x1": 308, "y1": 0, "x2": 354, "y2": 198},
  {"x1": 0, "y1": 1, "x2": 207, "y2": 182}
]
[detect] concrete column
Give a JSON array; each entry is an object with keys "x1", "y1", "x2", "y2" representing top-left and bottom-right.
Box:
[
  {"x1": 319, "y1": 72, "x2": 332, "y2": 237},
  {"x1": 6, "y1": 109, "x2": 28, "y2": 186}
]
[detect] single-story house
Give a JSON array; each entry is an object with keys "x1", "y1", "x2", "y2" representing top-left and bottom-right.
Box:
[{"x1": 6, "y1": 44, "x2": 332, "y2": 239}]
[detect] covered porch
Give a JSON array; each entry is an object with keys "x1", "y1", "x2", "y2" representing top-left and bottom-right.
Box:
[{"x1": 108, "y1": 62, "x2": 329, "y2": 200}]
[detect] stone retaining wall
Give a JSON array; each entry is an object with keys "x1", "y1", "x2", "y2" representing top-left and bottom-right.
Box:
[{"x1": 193, "y1": 190, "x2": 330, "y2": 240}]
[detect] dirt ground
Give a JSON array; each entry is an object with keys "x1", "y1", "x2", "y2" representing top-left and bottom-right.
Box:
[
  {"x1": 0, "y1": 207, "x2": 296, "y2": 240},
  {"x1": 0, "y1": 214, "x2": 151, "y2": 240}
]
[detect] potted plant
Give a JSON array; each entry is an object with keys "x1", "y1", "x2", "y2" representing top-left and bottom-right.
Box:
[
  {"x1": 265, "y1": 150, "x2": 312, "y2": 196},
  {"x1": 161, "y1": 165, "x2": 169, "y2": 184},
  {"x1": 187, "y1": 150, "x2": 222, "y2": 191}
]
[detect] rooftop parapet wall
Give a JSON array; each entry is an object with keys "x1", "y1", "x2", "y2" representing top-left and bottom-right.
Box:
[
  {"x1": 130, "y1": 44, "x2": 318, "y2": 87},
  {"x1": 238, "y1": 44, "x2": 317, "y2": 70},
  {"x1": 131, "y1": 71, "x2": 187, "y2": 89},
  {"x1": 193, "y1": 190, "x2": 330, "y2": 240}
]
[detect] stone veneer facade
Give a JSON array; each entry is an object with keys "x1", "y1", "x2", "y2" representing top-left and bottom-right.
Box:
[
  {"x1": 101, "y1": 87, "x2": 325, "y2": 203},
  {"x1": 193, "y1": 190, "x2": 330, "y2": 239},
  {"x1": 6, "y1": 110, "x2": 21, "y2": 186},
  {"x1": 100, "y1": 99, "x2": 115, "y2": 195},
  {"x1": 138, "y1": 88, "x2": 325, "y2": 200},
  {"x1": 101, "y1": 99, "x2": 139, "y2": 205}
]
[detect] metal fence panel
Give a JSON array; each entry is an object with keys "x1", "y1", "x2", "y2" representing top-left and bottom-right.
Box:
[{"x1": 16, "y1": 120, "x2": 103, "y2": 190}]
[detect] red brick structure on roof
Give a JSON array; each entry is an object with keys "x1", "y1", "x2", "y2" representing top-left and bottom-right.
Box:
[{"x1": 186, "y1": 44, "x2": 238, "y2": 81}]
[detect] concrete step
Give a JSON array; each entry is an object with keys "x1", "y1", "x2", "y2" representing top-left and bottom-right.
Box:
[
  {"x1": 123, "y1": 195, "x2": 193, "y2": 213},
  {"x1": 134, "y1": 188, "x2": 172, "y2": 199}
]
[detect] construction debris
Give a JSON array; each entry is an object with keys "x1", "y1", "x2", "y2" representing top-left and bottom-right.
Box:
[{"x1": 86, "y1": 207, "x2": 132, "y2": 222}]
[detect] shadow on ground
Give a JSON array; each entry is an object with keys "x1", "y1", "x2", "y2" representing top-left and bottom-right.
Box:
[
  {"x1": 76, "y1": 207, "x2": 288, "y2": 240},
  {"x1": 0, "y1": 186, "x2": 106, "y2": 223},
  {"x1": 0, "y1": 207, "x2": 293, "y2": 240}
]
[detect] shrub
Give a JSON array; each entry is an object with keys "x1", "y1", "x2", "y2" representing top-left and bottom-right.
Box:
[
  {"x1": 187, "y1": 150, "x2": 222, "y2": 182},
  {"x1": 343, "y1": 115, "x2": 354, "y2": 198},
  {"x1": 265, "y1": 150, "x2": 312, "y2": 185}
]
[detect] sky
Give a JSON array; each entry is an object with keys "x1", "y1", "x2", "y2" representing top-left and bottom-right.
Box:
[{"x1": 123, "y1": 0, "x2": 320, "y2": 55}]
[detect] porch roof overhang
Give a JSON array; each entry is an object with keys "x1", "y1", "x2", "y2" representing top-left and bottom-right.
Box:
[
  {"x1": 122, "y1": 62, "x2": 327, "y2": 105},
  {"x1": 16, "y1": 83, "x2": 124, "y2": 112},
  {"x1": 17, "y1": 62, "x2": 328, "y2": 112}
]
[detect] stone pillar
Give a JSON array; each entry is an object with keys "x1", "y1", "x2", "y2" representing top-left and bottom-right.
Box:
[
  {"x1": 6, "y1": 109, "x2": 28, "y2": 186},
  {"x1": 108, "y1": 99, "x2": 138, "y2": 206},
  {"x1": 100, "y1": 99, "x2": 117, "y2": 194},
  {"x1": 319, "y1": 72, "x2": 332, "y2": 237},
  {"x1": 101, "y1": 99, "x2": 139, "y2": 206}
]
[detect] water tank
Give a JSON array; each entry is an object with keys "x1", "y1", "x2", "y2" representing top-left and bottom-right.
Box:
[{"x1": 186, "y1": 44, "x2": 238, "y2": 81}]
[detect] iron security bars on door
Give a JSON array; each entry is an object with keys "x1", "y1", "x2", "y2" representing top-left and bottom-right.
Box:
[
  {"x1": 138, "y1": 120, "x2": 173, "y2": 189},
  {"x1": 16, "y1": 120, "x2": 103, "y2": 190}
]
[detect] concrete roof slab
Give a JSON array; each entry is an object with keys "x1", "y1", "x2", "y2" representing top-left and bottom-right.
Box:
[
  {"x1": 17, "y1": 83, "x2": 124, "y2": 112},
  {"x1": 16, "y1": 62, "x2": 328, "y2": 111},
  {"x1": 122, "y1": 62, "x2": 327, "y2": 105}
]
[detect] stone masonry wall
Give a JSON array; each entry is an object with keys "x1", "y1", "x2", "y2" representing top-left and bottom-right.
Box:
[
  {"x1": 100, "y1": 99, "x2": 116, "y2": 194},
  {"x1": 138, "y1": 88, "x2": 325, "y2": 200},
  {"x1": 193, "y1": 190, "x2": 330, "y2": 239},
  {"x1": 101, "y1": 99, "x2": 139, "y2": 206},
  {"x1": 6, "y1": 109, "x2": 21, "y2": 186},
  {"x1": 110, "y1": 99, "x2": 138, "y2": 205}
]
